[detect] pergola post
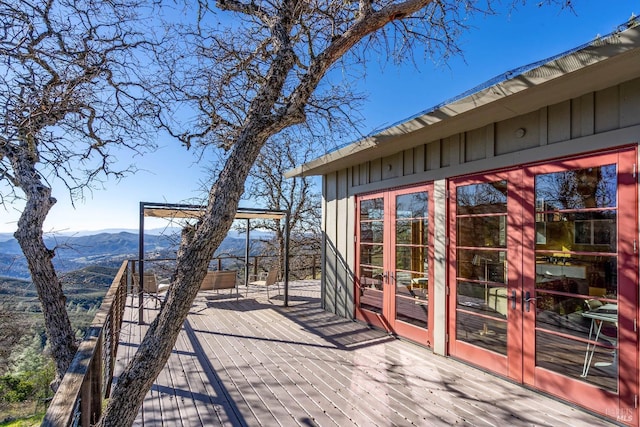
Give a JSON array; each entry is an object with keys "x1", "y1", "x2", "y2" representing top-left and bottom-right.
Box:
[
  {"x1": 138, "y1": 202, "x2": 145, "y2": 325},
  {"x1": 284, "y1": 210, "x2": 290, "y2": 307},
  {"x1": 138, "y1": 202, "x2": 290, "y2": 310}
]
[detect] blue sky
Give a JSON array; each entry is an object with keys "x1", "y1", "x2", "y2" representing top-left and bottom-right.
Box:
[{"x1": 0, "y1": 0, "x2": 636, "y2": 234}]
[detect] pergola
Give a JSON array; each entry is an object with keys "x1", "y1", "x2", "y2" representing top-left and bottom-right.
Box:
[{"x1": 138, "y1": 201, "x2": 290, "y2": 321}]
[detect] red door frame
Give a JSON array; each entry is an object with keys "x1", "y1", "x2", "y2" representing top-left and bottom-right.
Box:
[
  {"x1": 355, "y1": 193, "x2": 388, "y2": 331},
  {"x1": 447, "y1": 169, "x2": 521, "y2": 378},
  {"x1": 522, "y1": 149, "x2": 639, "y2": 424},
  {"x1": 354, "y1": 184, "x2": 434, "y2": 347},
  {"x1": 387, "y1": 185, "x2": 435, "y2": 345},
  {"x1": 447, "y1": 147, "x2": 638, "y2": 425}
]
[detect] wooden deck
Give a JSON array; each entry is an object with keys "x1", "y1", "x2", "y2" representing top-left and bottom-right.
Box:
[{"x1": 115, "y1": 280, "x2": 617, "y2": 426}]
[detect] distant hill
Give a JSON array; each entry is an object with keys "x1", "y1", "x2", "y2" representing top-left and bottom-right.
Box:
[
  {"x1": 0, "y1": 265, "x2": 119, "y2": 313},
  {"x1": 0, "y1": 230, "x2": 267, "y2": 280}
]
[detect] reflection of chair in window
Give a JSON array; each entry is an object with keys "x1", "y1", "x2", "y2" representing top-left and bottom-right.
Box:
[{"x1": 580, "y1": 301, "x2": 617, "y2": 378}]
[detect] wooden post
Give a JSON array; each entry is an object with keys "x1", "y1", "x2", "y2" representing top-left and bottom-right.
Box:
[{"x1": 79, "y1": 333, "x2": 102, "y2": 426}]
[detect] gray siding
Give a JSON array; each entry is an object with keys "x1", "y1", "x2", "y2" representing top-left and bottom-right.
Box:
[
  {"x1": 321, "y1": 170, "x2": 356, "y2": 318},
  {"x1": 321, "y1": 76, "x2": 640, "y2": 330}
]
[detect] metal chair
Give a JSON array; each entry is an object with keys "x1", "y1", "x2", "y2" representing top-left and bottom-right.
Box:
[{"x1": 249, "y1": 267, "x2": 280, "y2": 299}]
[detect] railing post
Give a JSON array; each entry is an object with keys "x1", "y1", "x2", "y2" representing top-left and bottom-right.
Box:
[{"x1": 78, "y1": 332, "x2": 102, "y2": 426}]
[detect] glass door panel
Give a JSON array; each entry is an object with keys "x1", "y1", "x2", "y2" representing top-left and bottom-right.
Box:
[
  {"x1": 454, "y1": 180, "x2": 509, "y2": 355},
  {"x1": 449, "y1": 148, "x2": 637, "y2": 424},
  {"x1": 355, "y1": 186, "x2": 434, "y2": 346},
  {"x1": 357, "y1": 197, "x2": 385, "y2": 315},
  {"x1": 394, "y1": 191, "x2": 429, "y2": 329},
  {"x1": 534, "y1": 164, "x2": 619, "y2": 393}
]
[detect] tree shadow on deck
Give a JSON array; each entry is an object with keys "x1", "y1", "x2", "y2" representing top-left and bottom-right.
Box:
[
  {"x1": 182, "y1": 282, "x2": 615, "y2": 427},
  {"x1": 198, "y1": 281, "x2": 396, "y2": 352}
]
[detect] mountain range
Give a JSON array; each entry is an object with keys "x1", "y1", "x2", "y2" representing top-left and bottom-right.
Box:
[{"x1": 0, "y1": 230, "x2": 264, "y2": 280}]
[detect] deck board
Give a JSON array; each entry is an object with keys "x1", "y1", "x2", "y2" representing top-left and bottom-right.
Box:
[{"x1": 114, "y1": 281, "x2": 618, "y2": 426}]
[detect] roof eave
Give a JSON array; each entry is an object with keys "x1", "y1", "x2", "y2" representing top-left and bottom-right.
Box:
[{"x1": 286, "y1": 25, "x2": 640, "y2": 178}]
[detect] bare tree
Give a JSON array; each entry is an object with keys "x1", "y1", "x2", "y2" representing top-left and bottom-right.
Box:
[
  {"x1": 100, "y1": 0, "x2": 570, "y2": 424},
  {"x1": 244, "y1": 133, "x2": 322, "y2": 278},
  {"x1": 0, "y1": 0, "x2": 157, "y2": 386}
]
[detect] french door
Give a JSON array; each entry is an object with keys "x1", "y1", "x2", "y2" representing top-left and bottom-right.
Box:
[
  {"x1": 355, "y1": 185, "x2": 434, "y2": 346},
  {"x1": 448, "y1": 147, "x2": 638, "y2": 424}
]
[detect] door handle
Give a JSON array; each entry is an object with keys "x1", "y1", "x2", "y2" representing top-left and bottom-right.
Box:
[
  {"x1": 524, "y1": 291, "x2": 538, "y2": 313},
  {"x1": 508, "y1": 290, "x2": 517, "y2": 310}
]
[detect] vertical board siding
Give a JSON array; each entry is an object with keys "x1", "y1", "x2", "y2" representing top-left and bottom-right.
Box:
[
  {"x1": 538, "y1": 107, "x2": 548, "y2": 146},
  {"x1": 432, "y1": 179, "x2": 448, "y2": 356},
  {"x1": 335, "y1": 168, "x2": 350, "y2": 318},
  {"x1": 571, "y1": 97, "x2": 582, "y2": 139},
  {"x1": 580, "y1": 92, "x2": 595, "y2": 137},
  {"x1": 495, "y1": 110, "x2": 540, "y2": 155},
  {"x1": 370, "y1": 158, "x2": 382, "y2": 182},
  {"x1": 548, "y1": 100, "x2": 571, "y2": 144},
  {"x1": 323, "y1": 78, "x2": 640, "y2": 330},
  {"x1": 620, "y1": 78, "x2": 640, "y2": 128},
  {"x1": 429, "y1": 140, "x2": 441, "y2": 171},
  {"x1": 465, "y1": 127, "x2": 487, "y2": 162},
  {"x1": 403, "y1": 148, "x2": 414, "y2": 176},
  {"x1": 595, "y1": 86, "x2": 620, "y2": 133},
  {"x1": 413, "y1": 145, "x2": 425, "y2": 174},
  {"x1": 323, "y1": 172, "x2": 338, "y2": 314},
  {"x1": 440, "y1": 136, "x2": 451, "y2": 167},
  {"x1": 345, "y1": 193, "x2": 355, "y2": 319},
  {"x1": 485, "y1": 123, "x2": 496, "y2": 157}
]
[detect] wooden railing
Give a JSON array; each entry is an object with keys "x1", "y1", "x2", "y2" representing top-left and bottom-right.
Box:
[
  {"x1": 42, "y1": 260, "x2": 130, "y2": 427},
  {"x1": 143, "y1": 253, "x2": 321, "y2": 281},
  {"x1": 40, "y1": 253, "x2": 320, "y2": 425}
]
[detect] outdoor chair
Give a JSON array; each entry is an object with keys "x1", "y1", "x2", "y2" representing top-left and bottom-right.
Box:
[
  {"x1": 200, "y1": 270, "x2": 239, "y2": 300},
  {"x1": 139, "y1": 272, "x2": 163, "y2": 308},
  {"x1": 249, "y1": 266, "x2": 280, "y2": 299}
]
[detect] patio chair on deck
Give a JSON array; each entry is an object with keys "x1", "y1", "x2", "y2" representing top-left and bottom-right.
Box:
[
  {"x1": 249, "y1": 266, "x2": 280, "y2": 299},
  {"x1": 139, "y1": 272, "x2": 163, "y2": 308}
]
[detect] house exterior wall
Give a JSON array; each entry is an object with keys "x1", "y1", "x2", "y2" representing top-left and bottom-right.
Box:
[
  {"x1": 321, "y1": 76, "x2": 640, "y2": 338},
  {"x1": 322, "y1": 170, "x2": 356, "y2": 317}
]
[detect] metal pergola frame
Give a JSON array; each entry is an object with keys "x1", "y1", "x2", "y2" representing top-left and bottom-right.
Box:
[{"x1": 138, "y1": 201, "x2": 290, "y2": 323}]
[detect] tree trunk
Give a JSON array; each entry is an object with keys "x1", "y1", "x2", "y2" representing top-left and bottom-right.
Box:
[
  {"x1": 98, "y1": 129, "x2": 267, "y2": 426},
  {"x1": 12, "y1": 153, "x2": 77, "y2": 387}
]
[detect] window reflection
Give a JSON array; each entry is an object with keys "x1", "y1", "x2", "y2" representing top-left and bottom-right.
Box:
[
  {"x1": 455, "y1": 180, "x2": 508, "y2": 355},
  {"x1": 359, "y1": 197, "x2": 385, "y2": 313},
  {"x1": 534, "y1": 164, "x2": 618, "y2": 393},
  {"x1": 457, "y1": 181, "x2": 507, "y2": 214},
  {"x1": 395, "y1": 191, "x2": 429, "y2": 329},
  {"x1": 535, "y1": 165, "x2": 616, "y2": 210}
]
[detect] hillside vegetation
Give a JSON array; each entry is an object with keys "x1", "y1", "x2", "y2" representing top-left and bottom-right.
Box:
[{"x1": 0, "y1": 265, "x2": 119, "y2": 424}]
